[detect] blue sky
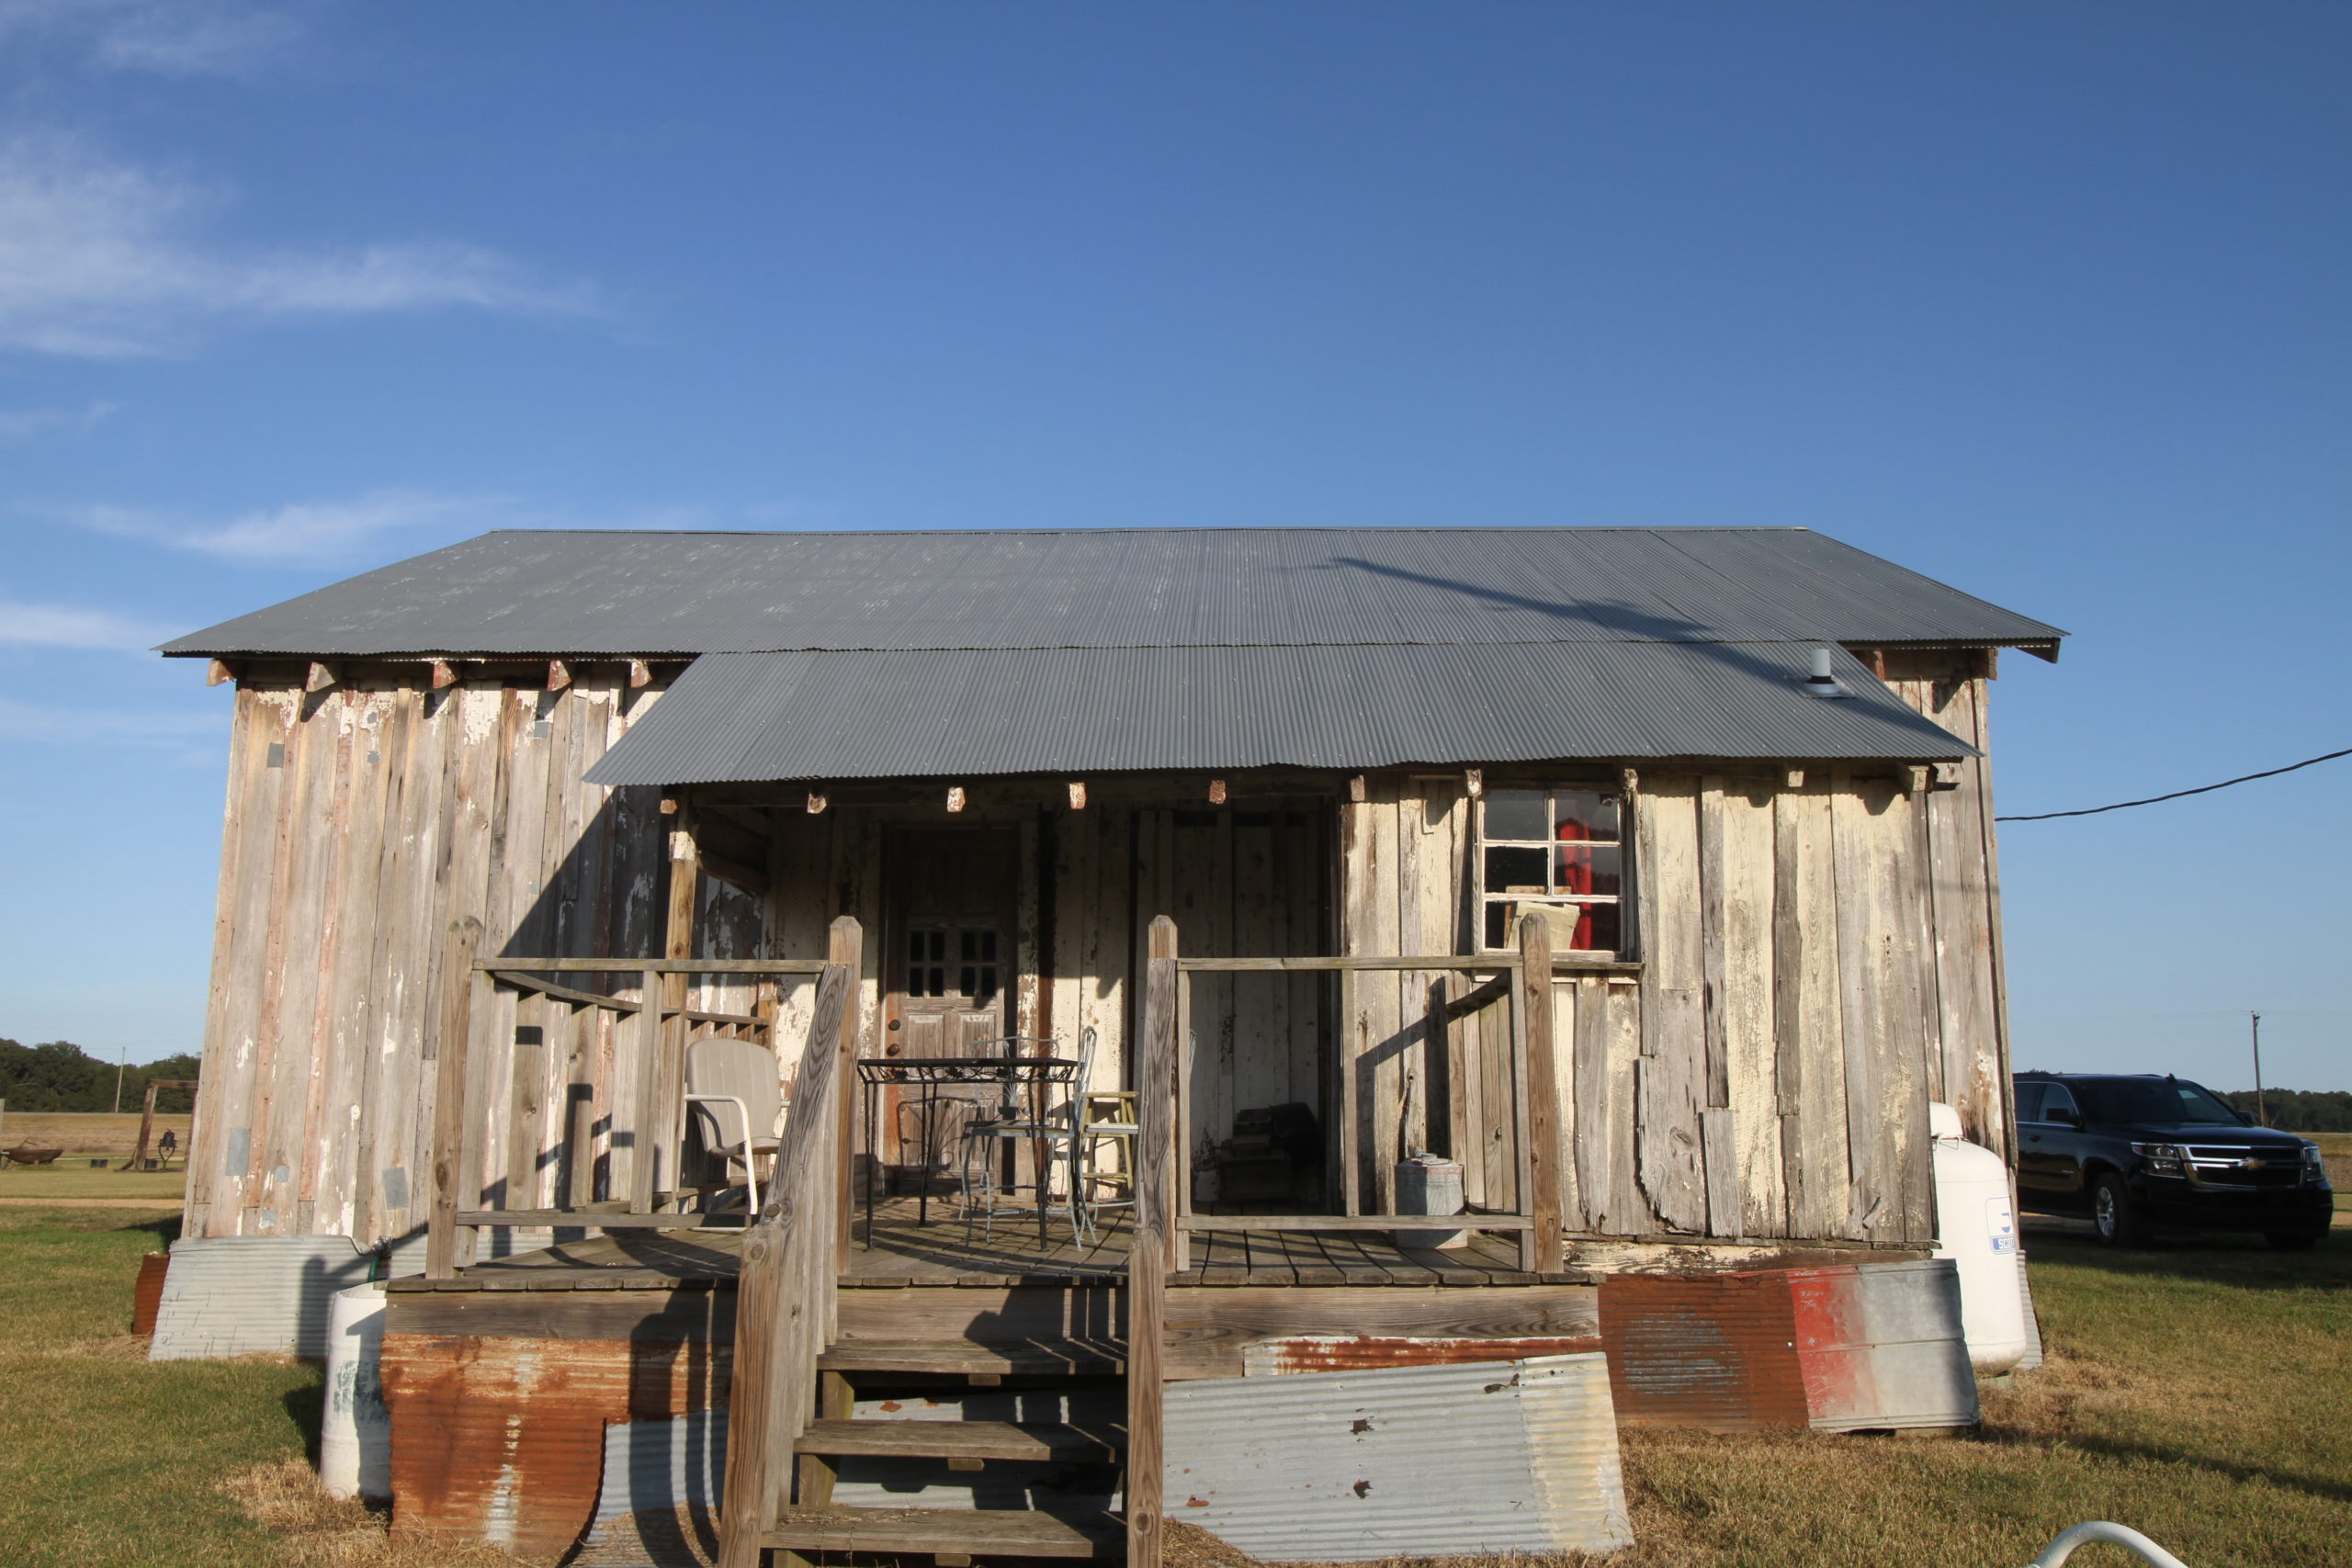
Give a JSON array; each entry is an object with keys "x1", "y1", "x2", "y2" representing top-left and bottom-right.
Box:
[{"x1": 2, "y1": 4, "x2": 2345, "y2": 1090}]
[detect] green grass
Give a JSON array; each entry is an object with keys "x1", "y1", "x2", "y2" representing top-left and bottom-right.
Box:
[
  {"x1": 0, "y1": 1208, "x2": 2344, "y2": 1567},
  {"x1": 0, "y1": 1206, "x2": 319, "y2": 1568},
  {"x1": 1613, "y1": 1227, "x2": 2352, "y2": 1568}
]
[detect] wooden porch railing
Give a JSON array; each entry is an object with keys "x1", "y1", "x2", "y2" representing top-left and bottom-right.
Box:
[
  {"x1": 1161, "y1": 914, "x2": 1567, "y2": 1273},
  {"x1": 717, "y1": 917, "x2": 862, "y2": 1568},
  {"x1": 422, "y1": 914, "x2": 833, "y2": 1278}
]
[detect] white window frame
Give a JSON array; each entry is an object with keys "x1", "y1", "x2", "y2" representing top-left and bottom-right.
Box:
[{"x1": 1473, "y1": 785, "x2": 1630, "y2": 956}]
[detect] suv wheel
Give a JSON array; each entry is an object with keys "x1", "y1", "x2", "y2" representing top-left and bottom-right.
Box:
[{"x1": 2091, "y1": 1171, "x2": 2147, "y2": 1247}]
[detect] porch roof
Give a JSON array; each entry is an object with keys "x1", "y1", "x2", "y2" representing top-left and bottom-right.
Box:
[{"x1": 581, "y1": 640, "x2": 1973, "y2": 786}]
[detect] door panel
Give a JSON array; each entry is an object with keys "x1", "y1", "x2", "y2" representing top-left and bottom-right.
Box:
[{"x1": 881, "y1": 828, "x2": 1021, "y2": 1179}]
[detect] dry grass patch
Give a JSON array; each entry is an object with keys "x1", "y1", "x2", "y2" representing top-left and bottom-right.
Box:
[{"x1": 221, "y1": 1458, "x2": 553, "y2": 1568}]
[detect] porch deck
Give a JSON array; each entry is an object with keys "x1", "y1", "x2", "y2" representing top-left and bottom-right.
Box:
[{"x1": 402, "y1": 1195, "x2": 1590, "y2": 1292}]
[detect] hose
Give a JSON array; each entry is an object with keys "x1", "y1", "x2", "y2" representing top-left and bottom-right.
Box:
[{"x1": 2025, "y1": 1521, "x2": 2191, "y2": 1568}]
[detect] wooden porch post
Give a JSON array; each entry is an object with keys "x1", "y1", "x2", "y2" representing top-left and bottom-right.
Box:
[
  {"x1": 1516, "y1": 915, "x2": 1565, "y2": 1273},
  {"x1": 1129, "y1": 915, "x2": 1177, "y2": 1568},
  {"x1": 832, "y1": 914, "x2": 861, "y2": 1274},
  {"x1": 425, "y1": 915, "x2": 485, "y2": 1280}
]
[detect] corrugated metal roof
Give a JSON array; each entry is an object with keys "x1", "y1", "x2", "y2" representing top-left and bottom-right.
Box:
[
  {"x1": 161, "y1": 526, "x2": 2064, "y2": 657},
  {"x1": 1160, "y1": 1352, "x2": 1634, "y2": 1561},
  {"x1": 582, "y1": 640, "x2": 1973, "y2": 785}
]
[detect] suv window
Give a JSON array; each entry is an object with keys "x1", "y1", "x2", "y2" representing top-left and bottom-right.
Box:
[
  {"x1": 2072, "y1": 1077, "x2": 2242, "y2": 1127},
  {"x1": 2013, "y1": 1082, "x2": 2044, "y2": 1122},
  {"x1": 2038, "y1": 1084, "x2": 2081, "y2": 1123}
]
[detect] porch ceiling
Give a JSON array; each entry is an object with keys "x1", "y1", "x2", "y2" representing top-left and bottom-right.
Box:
[{"x1": 582, "y1": 640, "x2": 1973, "y2": 787}]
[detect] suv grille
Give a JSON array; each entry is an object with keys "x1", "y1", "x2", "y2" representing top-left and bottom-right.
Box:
[{"x1": 2182, "y1": 1145, "x2": 2304, "y2": 1188}]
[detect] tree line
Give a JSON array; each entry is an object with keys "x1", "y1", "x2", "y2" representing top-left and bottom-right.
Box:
[
  {"x1": 2216, "y1": 1089, "x2": 2352, "y2": 1134},
  {"x1": 0, "y1": 1040, "x2": 200, "y2": 1114}
]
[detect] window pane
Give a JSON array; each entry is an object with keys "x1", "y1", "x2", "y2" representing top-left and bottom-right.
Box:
[
  {"x1": 979, "y1": 931, "x2": 998, "y2": 962},
  {"x1": 960, "y1": 930, "x2": 977, "y2": 962},
  {"x1": 958, "y1": 965, "x2": 976, "y2": 998},
  {"x1": 928, "y1": 931, "x2": 945, "y2": 962},
  {"x1": 1484, "y1": 900, "x2": 1512, "y2": 949},
  {"x1": 1554, "y1": 792, "x2": 1621, "y2": 840},
  {"x1": 1555, "y1": 842, "x2": 1622, "y2": 897},
  {"x1": 1485, "y1": 791, "x2": 1548, "y2": 840},
  {"x1": 1572, "y1": 901, "x2": 1620, "y2": 953},
  {"x1": 1486, "y1": 845, "x2": 1549, "y2": 893},
  {"x1": 976, "y1": 966, "x2": 999, "y2": 1005},
  {"x1": 2012, "y1": 1083, "x2": 2044, "y2": 1122}
]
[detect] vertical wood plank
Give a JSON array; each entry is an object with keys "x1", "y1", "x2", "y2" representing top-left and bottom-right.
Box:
[
  {"x1": 1775, "y1": 776, "x2": 1851, "y2": 1239},
  {"x1": 1128, "y1": 915, "x2": 1177, "y2": 1568},
  {"x1": 424, "y1": 917, "x2": 484, "y2": 1278},
  {"x1": 1517, "y1": 918, "x2": 1565, "y2": 1270},
  {"x1": 1722, "y1": 780, "x2": 1784, "y2": 1237},
  {"x1": 1635, "y1": 775, "x2": 1708, "y2": 1232}
]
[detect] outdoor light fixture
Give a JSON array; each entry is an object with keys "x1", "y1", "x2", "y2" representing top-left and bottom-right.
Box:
[{"x1": 1799, "y1": 647, "x2": 1850, "y2": 699}]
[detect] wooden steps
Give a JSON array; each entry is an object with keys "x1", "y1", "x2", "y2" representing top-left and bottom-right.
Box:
[
  {"x1": 797, "y1": 1416, "x2": 1123, "y2": 1463},
  {"x1": 818, "y1": 1337, "x2": 1125, "y2": 1378},
  {"x1": 762, "y1": 1504, "x2": 1125, "y2": 1559}
]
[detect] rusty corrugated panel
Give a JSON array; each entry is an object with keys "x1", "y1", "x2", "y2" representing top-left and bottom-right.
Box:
[
  {"x1": 380, "y1": 1332, "x2": 729, "y2": 1557},
  {"x1": 1597, "y1": 1272, "x2": 1809, "y2": 1431},
  {"x1": 1241, "y1": 1334, "x2": 1603, "y2": 1376},
  {"x1": 130, "y1": 1253, "x2": 168, "y2": 1337},
  {"x1": 1786, "y1": 1260, "x2": 1980, "y2": 1432},
  {"x1": 1162, "y1": 1352, "x2": 1633, "y2": 1562}
]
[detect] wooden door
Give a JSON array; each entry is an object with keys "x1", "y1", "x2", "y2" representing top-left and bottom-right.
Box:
[
  {"x1": 881, "y1": 827, "x2": 1021, "y2": 1183},
  {"x1": 885, "y1": 827, "x2": 1019, "y2": 1058}
]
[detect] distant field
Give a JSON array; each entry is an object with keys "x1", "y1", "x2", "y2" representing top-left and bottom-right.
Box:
[
  {"x1": 2313, "y1": 1132, "x2": 2351, "y2": 1195},
  {"x1": 0, "y1": 1112, "x2": 192, "y2": 1160},
  {"x1": 0, "y1": 1168, "x2": 186, "y2": 1202}
]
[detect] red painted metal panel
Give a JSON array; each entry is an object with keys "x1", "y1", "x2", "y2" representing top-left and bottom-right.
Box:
[{"x1": 1243, "y1": 1334, "x2": 1604, "y2": 1376}]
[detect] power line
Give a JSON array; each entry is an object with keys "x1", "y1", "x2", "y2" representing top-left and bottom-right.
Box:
[{"x1": 1996, "y1": 745, "x2": 2352, "y2": 822}]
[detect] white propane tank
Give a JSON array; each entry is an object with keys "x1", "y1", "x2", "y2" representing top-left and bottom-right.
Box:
[
  {"x1": 320, "y1": 1282, "x2": 390, "y2": 1501},
  {"x1": 1928, "y1": 1100, "x2": 2032, "y2": 1372}
]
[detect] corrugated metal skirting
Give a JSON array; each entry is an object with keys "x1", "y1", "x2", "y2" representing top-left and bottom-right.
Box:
[
  {"x1": 147, "y1": 1235, "x2": 374, "y2": 1360},
  {"x1": 1162, "y1": 1352, "x2": 1634, "y2": 1562},
  {"x1": 1600, "y1": 1259, "x2": 1980, "y2": 1434}
]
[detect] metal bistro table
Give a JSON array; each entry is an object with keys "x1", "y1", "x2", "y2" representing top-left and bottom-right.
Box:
[{"x1": 855, "y1": 1051, "x2": 1080, "y2": 1247}]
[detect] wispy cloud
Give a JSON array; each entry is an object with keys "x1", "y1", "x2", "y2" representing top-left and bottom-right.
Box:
[
  {"x1": 0, "y1": 695, "x2": 221, "y2": 757},
  {"x1": 0, "y1": 0, "x2": 305, "y2": 79},
  {"x1": 0, "y1": 135, "x2": 598, "y2": 357},
  {"x1": 0, "y1": 399, "x2": 118, "y2": 440},
  {"x1": 81, "y1": 489, "x2": 509, "y2": 566},
  {"x1": 0, "y1": 598, "x2": 159, "y2": 649}
]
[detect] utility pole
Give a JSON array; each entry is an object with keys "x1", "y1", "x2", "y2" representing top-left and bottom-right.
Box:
[
  {"x1": 113, "y1": 1048, "x2": 127, "y2": 1116},
  {"x1": 2250, "y1": 1012, "x2": 2266, "y2": 1128}
]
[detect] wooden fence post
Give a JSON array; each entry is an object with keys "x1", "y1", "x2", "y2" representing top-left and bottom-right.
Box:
[
  {"x1": 832, "y1": 915, "x2": 862, "y2": 1275},
  {"x1": 1129, "y1": 915, "x2": 1177, "y2": 1568},
  {"x1": 1517, "y1": 915, "x2": 1564, "y2": 1273},
  {"x1": 425, "y1": 915, "x2": 485, "y2": 1280}
]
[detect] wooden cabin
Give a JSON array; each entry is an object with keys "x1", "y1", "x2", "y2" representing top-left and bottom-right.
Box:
[{"x1": 162, "y1": 526, "x2": 2062, "y2": 1563}]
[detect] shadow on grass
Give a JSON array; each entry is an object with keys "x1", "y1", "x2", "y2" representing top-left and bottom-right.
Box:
[{"x1": 282, "y1": 1377, "x2": 327, "y2": 1463}]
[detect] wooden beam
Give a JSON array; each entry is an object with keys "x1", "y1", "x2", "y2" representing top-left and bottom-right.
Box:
[
  {"x1": 1130, "y1": 914, "x2": 1177, "y2": 1568},
  {"x1": 629, "y1": 658, "x2": 654, "y2": 689},
  {"x1": 1175, "y1": 1213, "x2": 1537, "y2": 1232},
  {"x1": 430, "y1": 659, "x2": 458, "y2": 690},
  {"x1": 206, "y1": 659, "x2": 235, "y2": 687},
  {"x1": 1067, "y1": 781, "x2": 1087, "y2": 810},
  {"x1": 1174, "y1": 953, "x2": 1640, "y2": 974},
  {"x1": 305, "y1": 660, "x2": 340, "y2": 694},
  {"x1": 1517, "y1": 915, "x2": 1565, "y2": 1272},
  {"x1": 657, "y1": 807, "x2": 701, "y2": 1208},
  {"x1": 831, "y1": 916, "x2": 863, "y2": 1275},
  {"x1": 945, "y1": 785, "x2": 967, "y2": 814},
  {"x1": 1784, "y1": 768, "x2": 1805, "y2": 789},
  {"x1": 1464, "y1": 767, "x2": 1483, "y2": 799},
  {"x1": 1347, "y1": 774, "x2": 1368, "y2": 804},
  {"x1": 547, "y1": 659, "x2": 571, "y2": 691},
  {"x1": 807, "y1": 790, "x2": 828, "y2": 815},
  {"x1": 1905, "y1": 764, "x2": 1932, "y2": 795},
  {"x1": 1206, "y1": 778, "x2": 1227, "y2": 806},
  {"x1": 424, "y1": 916, "x2": 486, "y2": 1279}
]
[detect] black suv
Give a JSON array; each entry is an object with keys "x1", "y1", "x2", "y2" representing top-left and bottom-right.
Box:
[{"x1": 2013, "y1": 1072, "x2": 2333, "y2": 1249}]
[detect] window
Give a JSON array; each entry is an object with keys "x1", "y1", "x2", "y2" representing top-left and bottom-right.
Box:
[
  {"x1": 1477, "y1": 788, "x2": 1625, "y2": 953},
  {"x1": 2012, "y1": 1082, "x2": 2045, "y2": 1123},
  {"x1": 2037, "y1": 1084, "x2": 2080, "y2": 1123}
]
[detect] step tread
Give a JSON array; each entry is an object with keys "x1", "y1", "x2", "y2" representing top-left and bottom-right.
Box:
[
  {"x1": 796, "y1": 1417, "x2": 1124, "y2": 1462},
  {"x1": 762, "y1": 1504, "x2": 1124, "y2": 1558},
  {"x1": 818, "y1": 1337, "x2": 1125, "y2": 1377}
]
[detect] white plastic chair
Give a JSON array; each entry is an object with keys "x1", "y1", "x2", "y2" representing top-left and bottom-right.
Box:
[{"x1": 684, "y1": 1032, "x2": 783, "y2": 1217}]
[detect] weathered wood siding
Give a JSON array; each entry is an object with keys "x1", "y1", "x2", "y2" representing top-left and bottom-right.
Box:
[
  {"x1": 187, "y1": 666, "x2": 779, "y2": 1247},
  {"x1": 1338, "y1": 655, "x2": 2008, "y2": 1248}
]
